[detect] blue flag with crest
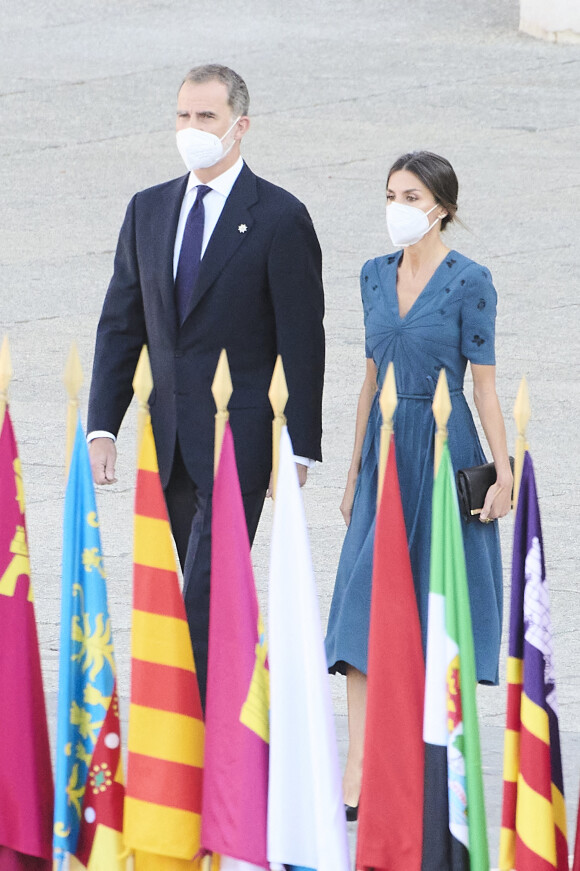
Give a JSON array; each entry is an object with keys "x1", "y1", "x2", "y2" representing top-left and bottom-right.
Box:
[{"x1": 53, "y1": 416, "x2": 118, "y2": 868}]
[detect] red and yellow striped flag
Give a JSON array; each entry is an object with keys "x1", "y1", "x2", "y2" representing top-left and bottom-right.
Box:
[
  {"x1": 125, "y1": 418, "x2": 205, "y2": 870},
  {"x1": 499, "y1": 452, "x2": 568, "y2": 871}
]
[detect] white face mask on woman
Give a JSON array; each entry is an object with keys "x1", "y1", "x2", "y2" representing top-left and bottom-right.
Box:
[
  {"x1": 176, "y1": 116, "x2": 240, "y2": 171},
  {"x1": 386, "y1": 202, "x2": 441, "y2": 248}
]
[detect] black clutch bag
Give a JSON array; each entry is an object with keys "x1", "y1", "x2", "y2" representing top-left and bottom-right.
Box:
[{"x1": 456, "y1": 457, "x2": 514, "y2": 523}]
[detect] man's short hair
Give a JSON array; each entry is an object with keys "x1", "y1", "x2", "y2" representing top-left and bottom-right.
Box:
[{"x1": 182, "y1": 64, "x2": 250, "y2": 117}]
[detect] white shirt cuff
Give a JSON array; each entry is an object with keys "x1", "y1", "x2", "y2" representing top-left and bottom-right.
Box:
[
  {"x1": 87, "y1": 430, "x2": 116, "y2": 443},
  {"x1": 293, "y1": 455, "x2": 315, "y2": 468}
]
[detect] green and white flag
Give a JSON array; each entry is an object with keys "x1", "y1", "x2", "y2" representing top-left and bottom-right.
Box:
[{"x1": 422, "y1": 443, "x2": 489, "y2": 871}]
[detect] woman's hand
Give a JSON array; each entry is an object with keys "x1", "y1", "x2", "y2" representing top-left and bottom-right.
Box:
[
  {"x1": 480, "y1": 474, "x2": 513, "y2": 522},
  {"x1": 340, "y1": 473, "x2": 358, "y2": 527},
  {"x1": 471, "y1": 363, "x2": 513, "y2": 524}
]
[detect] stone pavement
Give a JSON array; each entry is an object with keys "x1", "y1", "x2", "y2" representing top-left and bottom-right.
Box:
[{"x1": 1, "y1": 0, "x2": 579, "y2": 863}]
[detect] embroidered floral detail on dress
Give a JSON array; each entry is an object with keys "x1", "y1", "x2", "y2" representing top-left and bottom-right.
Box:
[
  {"x1": 387, "y1": 255, "x2": 396, "y2": 264},
  {"x1": 445, "y1": 287, "x2": 451, "y2": 293},
  {"x1": 446, "y1": 258, "x2": 456, "y2": 268},
  {"x1": 472, "y1": 335, "x2": 485, "y2": 347},
  {"x1": 477, "y1": 298, "x2": 486, "y2": 310},
  {"x1": 460, "y1": 279, "x2": 466, "y2": 286}
]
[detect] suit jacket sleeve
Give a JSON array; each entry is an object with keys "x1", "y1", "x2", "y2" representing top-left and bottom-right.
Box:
[
  {"x1": 267, "y1": 201, "x2": 325, "y2": 461},
  {"x1": 87, "y1": 195, "x2": 148, "y2": 436}
]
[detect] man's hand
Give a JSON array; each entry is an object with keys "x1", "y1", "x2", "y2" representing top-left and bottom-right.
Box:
[
  {"x1": 89, "y1": 437, "x2": 118, "y2": 485},
  {"x1": 266, "y1": 462, "x2": 308, "y2": 498}
]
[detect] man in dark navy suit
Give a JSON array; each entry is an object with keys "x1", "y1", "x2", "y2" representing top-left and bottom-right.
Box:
[{"x1": 87, "y1": 65, "x2": 325, "y2": 706}]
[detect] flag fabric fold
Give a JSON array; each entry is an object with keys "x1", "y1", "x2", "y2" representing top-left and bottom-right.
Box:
[
  {"x1": 268, "y1": 426, "x2": 350, "y2": 871},
  {"x1": 53, "y1": 415, "x2": 124, "y2": 870},
  {"x1": 125, "y1": 416, "x2": 204, "y2": 870},
  {"x1": 0, "y1": 409, "x2": 53, "y2": 871},
  {"x1": 422, "y1": 443, "x2": 489, "y2": 871},
  {"x1": 499, "y1": 450, "x2": 568, "y2": 871},
  {"x1": 202, "y1": 422, "x2": 269, "y2": 870},
  {"x1": 356, "y1": 434, "x2": 425, "y2": 871}
]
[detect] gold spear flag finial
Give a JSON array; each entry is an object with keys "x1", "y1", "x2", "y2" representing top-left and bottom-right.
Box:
[
  {"x1": 133, "y1": 345, "x2": 154, "y2": 449},
  {"x1": 63, "y1": 342, "x2": 84, "y2": 479},
  {"x1": 268, "y1": 355, "x2": 289, "y2": 500},
  {"x1": 432, "y1": 368, "x2": 452, "y2": 477},
  {"x1": 0, "y1": 335, "x2": 13, "y2": 435},
  {"x1": 377, "y1": 361, "x2": 397, "y2": 509},
  {"x1": 512, "y1": 375, "x2": 530, "y2": 514},
  {"x1": 211, "y1": 349, "x2": 233, "y2": 477}
]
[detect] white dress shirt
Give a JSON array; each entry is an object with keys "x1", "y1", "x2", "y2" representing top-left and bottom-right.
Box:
[
  {"x1": 89, "y1": 156, "x2": 314, "y2": 468},
  {"x1": 173, "y1": 156, "x2": 244, "y2": 278}
]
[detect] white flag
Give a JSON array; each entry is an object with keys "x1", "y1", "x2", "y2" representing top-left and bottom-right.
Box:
[{"x1": 267, "y1": 427, "x2": 350, "y2": 871}]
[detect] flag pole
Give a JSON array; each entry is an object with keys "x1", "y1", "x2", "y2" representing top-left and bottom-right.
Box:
[
  {"x1": 432, "y1": 368, "x2": 452, "y2": 477},
  {"x1": 62, "y1": 342, "x2": 83, "y2": 480},
  {"x1": 0, "y1": 334, "x2": 13, "y2": 436},
  {"x1": 377, "y1": 361, "x2": 397, "y2": 509},
  {"x1": 211, "y1": 349, "x2": 233, "y2": 477},
  {"x1": 133, "y1": 345, "x2": 154, "y2": 449},
  {"x1": 512, "y1": 376, "x2": 530, "y2": 514},
  {"x1": 268, "y1": 354, "x2": 288, "y2": 500}
]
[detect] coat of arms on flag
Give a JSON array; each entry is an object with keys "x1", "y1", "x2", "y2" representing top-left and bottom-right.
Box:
[{"x1": 53, "y1": 417, "x2": 125, "y2": 870}]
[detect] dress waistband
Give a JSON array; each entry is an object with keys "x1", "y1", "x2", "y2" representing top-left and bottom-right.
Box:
[{"x1": 387, "y1": 388, "x2": 464, "y2": 400}]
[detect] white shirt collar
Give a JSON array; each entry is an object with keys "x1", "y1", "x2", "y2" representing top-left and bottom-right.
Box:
[{"x1": 186, "y1": 156, "x2": 244, "y2": 198}]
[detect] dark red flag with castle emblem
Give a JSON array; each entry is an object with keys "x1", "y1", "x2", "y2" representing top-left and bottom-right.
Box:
[{"x1": 0, "y1": 409, "x2": 53, "y2": 870}]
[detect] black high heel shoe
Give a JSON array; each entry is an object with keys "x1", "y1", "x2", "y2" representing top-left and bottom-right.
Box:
[{"x1": 345, "y1": 803, "x2": 358, "y2": 822}]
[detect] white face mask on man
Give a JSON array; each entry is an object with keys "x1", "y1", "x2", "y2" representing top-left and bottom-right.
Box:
[
  {"x1": 176, "y1": 116, "x2": 240, "y2": 171},
  {"x1": 386, "y1": 202, "x2": 441, "y2": 248}
]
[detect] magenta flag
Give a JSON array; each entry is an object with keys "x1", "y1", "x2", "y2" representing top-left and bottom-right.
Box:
[
  {"x1": 201, "y1": 423, "x2": 269, "y2": 869},
  {"x1": 573, "y1": 786, "x2": 580, "y2": 871},
  {"x1": 0, "y1": 410, "x2": 53, "y2": 870}
]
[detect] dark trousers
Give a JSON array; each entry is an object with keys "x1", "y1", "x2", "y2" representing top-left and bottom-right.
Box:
[{"x1": 163, "y1": 441, "x2": 266, "y2": 710}]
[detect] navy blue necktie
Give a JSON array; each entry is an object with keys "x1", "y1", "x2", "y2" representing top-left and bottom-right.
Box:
[{"x1": 175, "y1": 184, "x2": 212, "y2": 323}]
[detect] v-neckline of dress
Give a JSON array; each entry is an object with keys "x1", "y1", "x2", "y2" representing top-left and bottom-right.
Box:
[{"x1": 392, "y1": 249, "x2": 457, "y2": 322}]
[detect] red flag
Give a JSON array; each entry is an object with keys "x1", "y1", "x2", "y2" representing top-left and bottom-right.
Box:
[
  {"x1": 0, "y1": 410, "x2": 53, "y2": 870},
  {"x1": 201, "y1": 423, "x2": 269, "y2": 868},
  {"x1": 356, "y1": 435, "x2": 425, "y2": 871}
]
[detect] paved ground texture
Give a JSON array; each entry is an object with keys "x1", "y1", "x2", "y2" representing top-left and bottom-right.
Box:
[{"x1": 1, "y1": 0, "x2": 579, "y2": 863}]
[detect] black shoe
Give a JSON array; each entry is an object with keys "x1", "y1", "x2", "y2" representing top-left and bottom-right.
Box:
[{"x1": 345, "y1": 803, "x2": 358, "y2": 822}]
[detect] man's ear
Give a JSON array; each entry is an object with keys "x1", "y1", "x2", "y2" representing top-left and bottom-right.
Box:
[{"x1": 235, "y1": 116, "x2": 251, "y2": 140}]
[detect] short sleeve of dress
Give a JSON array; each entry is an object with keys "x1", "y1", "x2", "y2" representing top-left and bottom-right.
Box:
[
  {"x1": 360, "y1": 259, "x2": 374, "y2": 358},
  {"x1": 460, "y1": 264, "x2": 497, "y2": 365}
]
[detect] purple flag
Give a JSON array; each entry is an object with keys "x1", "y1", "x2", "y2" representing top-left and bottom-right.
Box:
[{"x1": 499, "y1": 451, "x2": 568, "y2": 871}]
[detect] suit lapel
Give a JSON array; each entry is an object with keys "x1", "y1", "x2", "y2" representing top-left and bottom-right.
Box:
[
  {"x1": 146, "y1": 174, "x2": 188, "y2": 337},
  {"x1": 183, "y1": 164, "x2": 259, "y2": 321}
]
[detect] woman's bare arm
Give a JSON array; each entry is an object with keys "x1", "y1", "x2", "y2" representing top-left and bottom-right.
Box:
[
  {"x1": 340, "y1": 358, "x2": 378, "y2": 526},
  {"x1": 471, "y1": 363, "x2": 513, "y2": 521}
]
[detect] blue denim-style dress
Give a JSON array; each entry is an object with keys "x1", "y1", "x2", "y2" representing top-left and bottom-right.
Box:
[{"x1": 325, "y1": 250, "x2": 503, "y2": 685}]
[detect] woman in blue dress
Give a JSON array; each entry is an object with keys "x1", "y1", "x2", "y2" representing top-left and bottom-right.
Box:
[{"x1": 325, "y1": 151, "x2": 513, "y2": 816}]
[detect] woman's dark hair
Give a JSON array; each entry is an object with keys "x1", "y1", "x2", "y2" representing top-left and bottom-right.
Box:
[{"x1": 387, "y1": 151, "x2": 458, "y2": 230}]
